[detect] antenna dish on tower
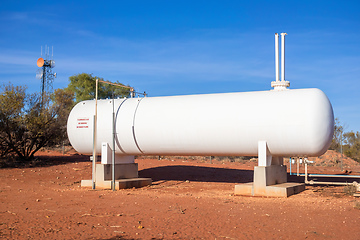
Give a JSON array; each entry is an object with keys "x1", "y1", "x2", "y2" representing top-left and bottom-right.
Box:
[
  {"x1": 50, "y1": 60, "x2": 55, "y2": 68},
  {"x1": 36, "y1": 69, "x2": 43, "y2": 79},
  {"x1": 37, "y1": 57, "x2": 44, "y2": 67}
]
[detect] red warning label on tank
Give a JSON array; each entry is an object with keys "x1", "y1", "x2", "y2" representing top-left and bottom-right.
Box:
[{"x1": 76, "y1": 118, "x2": 89, "y2": 128}]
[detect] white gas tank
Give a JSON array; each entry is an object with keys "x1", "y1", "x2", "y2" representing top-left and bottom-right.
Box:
[{"x1": 67, "y1": 88, "x2": 334, "y2": 157}]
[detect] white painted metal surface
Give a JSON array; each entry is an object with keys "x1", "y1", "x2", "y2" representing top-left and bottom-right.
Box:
[{"x1": 67, "y1": 88, "x2": 334, "y2": 158}]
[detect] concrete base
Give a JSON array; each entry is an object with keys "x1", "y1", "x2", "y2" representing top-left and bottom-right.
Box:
[
  {"x1": 96, "y1": 163, "x2": 138, "y2": 182},
  {"x1": 234, "y1": 182, "x2": 305, "y2": 197},
  {"x1": 235, "y1": 165, "x2": 305, "y2": 197},
  {"x1": 81, "y1": 178, "x2": 152, "y2": 189},
  {"x1": 81, "y1": 163, "x2": 152, "y2": 190},
  {"x1": 253, "y1": 165, "x2": 287, "y2": 187}
]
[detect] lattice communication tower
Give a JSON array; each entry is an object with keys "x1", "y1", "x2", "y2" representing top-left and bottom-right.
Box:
[{"x1": 36, "y1": 46, "x2": 57, "y2": 103}]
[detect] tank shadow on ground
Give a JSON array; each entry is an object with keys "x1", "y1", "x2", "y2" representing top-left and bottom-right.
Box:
[
  {"x1": 37, "y1": 154, "x2": 91, "y2": 167},
  {"x1": 139, "y1": 165, "x2": 316, "y2": 185},
  {"x1": 139, "y1": 165, "x2": 254, "y2": 184}
]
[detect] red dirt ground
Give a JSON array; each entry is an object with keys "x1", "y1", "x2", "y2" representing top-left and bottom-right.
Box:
[{"x1": 1, "y1": 149, "x2": 360, "y2": 239}]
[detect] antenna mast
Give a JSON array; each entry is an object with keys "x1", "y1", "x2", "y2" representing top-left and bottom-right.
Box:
[{"x1": 36, "y1": 45, "x2": 57, "y2": 105}]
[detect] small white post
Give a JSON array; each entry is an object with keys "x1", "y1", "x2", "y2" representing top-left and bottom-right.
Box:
[
  {"x1": 297, "y1": 158, "x2": 300, "y2": 176},
  {"x1": 305, "y1": 160, "x2": 308, "y2": 183}
]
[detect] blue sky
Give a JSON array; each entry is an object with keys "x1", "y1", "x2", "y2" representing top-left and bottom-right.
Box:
[{"x1": 1, "y1": 1, "x2": 359, "y2": 132}]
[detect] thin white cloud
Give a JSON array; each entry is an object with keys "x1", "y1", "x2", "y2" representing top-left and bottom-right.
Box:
[
  {"x1": 0, "y1": 54, "x2": 34, "y2": 66},
  {"x1": 5, "y1": 12, "x2": 29, "y2": 21}
]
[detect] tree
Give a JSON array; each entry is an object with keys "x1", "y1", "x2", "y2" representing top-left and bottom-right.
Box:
[
  {"x1": 329, "y1": 118, "x2": 360, "y2": 162},
  {"x1": 0, "y1": 84, "x2": 26, "y2": 158},
  {"x1": 66, "y1": 73, "x2": 131, "y2": 103},
  {"x1": 50, "y1": 88, "x2": 75, "y2": 145},
  {"x1": 343, "y1": 131, "x2": 360, "y2": 162},
  {"x1": 0, "y1": 83, "x2": 74, "y2": 161},
  {"x1": 329, "y1": 118, "x2": 344, "y2": 151}
]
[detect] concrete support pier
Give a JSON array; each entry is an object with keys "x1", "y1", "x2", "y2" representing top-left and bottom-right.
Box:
[
  {"x1": 235, "y1": 141, "x2": 305, "y2": 197},
  {"x1": 234, "y1": 165, "x2": 305, "y2": 197},
  {"x1": 81, "y1": 143, "x2": 152, "y2": 190},
  {"x1": 81, "y1": 163, "x2": 152, "y2": 190}
]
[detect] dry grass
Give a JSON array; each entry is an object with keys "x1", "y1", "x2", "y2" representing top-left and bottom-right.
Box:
[
  {"x1": 354, "y1": 201, "x2": 360, "y2": 210},
  {"x1": 343, "y1": 184, "x2": 357, "y2": 195}
]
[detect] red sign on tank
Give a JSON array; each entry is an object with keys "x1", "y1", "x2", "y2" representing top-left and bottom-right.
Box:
[{"x1": 76, "y1": 118, "x2": 89, "y2": 128}]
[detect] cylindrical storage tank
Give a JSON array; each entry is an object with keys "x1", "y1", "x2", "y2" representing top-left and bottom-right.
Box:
[{"x1": 67, "y1": 88, "x2": 334, "y2": 157}]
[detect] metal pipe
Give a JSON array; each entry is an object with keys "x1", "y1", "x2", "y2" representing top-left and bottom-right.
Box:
[
  {"x1": 112, "y1": 97, "x2": 115, "y2": 191},
  {"x1": 97, "y1": 80, "x2": 145, "y2": 98},
  {"x1": 305, "y1": 174, "x2": 360, "y2": 178},
  {"x1": 294, "y1": 157, "x2": 360, "y2": 187},
  {"x1": 275, "y1": 33, "x2": 279, "y2": 82},
  {"x1": 95, "y1": 79, "x2": 144, "y2": 191},
  {"x1": 303, "y1": 160, "x2": 360, "y2": 178},
  {"x1": 92, "y1": 79, "x2": 99, "y2": 189},
  {"x1": 280, "y1": 33, "x2": 287, "y2": 82},
  {"x1": 303, "y1": 162, "x2": 360, "y2": 186},
  {"x1": 289, "y1": 157, "x2": 292, "y2": 175},
  {"x1": 92, "y1": 115, "x2": 95, "y2": 189},
  {"x1": 306, "y1": 180, "x2": 354, "y2": 186}
]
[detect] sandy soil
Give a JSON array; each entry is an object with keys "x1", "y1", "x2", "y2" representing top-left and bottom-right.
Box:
[{"x1": 1, "y1": 150, "x2": 360, "y2": 239}]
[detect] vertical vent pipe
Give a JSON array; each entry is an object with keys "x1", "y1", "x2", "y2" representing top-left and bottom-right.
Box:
[
  {"x1": 271, "y1": 32, "x2": 289, "y2": 90},
  {"x1": 275, "y1": 33, "x2": 280, "y2": 82},
  {"x1": 281, "y1": 33, "x2": 287, "y2": 82}
]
